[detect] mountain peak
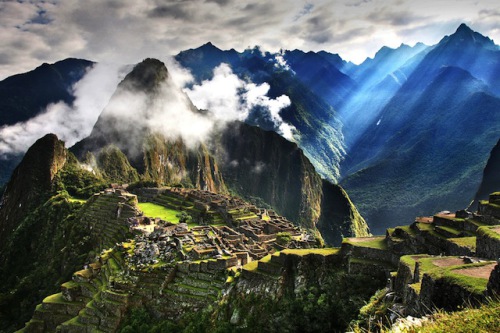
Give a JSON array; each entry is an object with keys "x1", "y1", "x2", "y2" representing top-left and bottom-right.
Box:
[
  {"x1": 456, "y1": 23, "x2": 473, "y2": 34},
  {"x1": 442, "y1": 23, "x2": 496, "y2": 49},
  {"x1": 119, "y1": 58, "x2": 169, "y2": 92}
]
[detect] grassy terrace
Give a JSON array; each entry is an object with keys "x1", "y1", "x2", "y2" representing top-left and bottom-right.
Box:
[
  {"x1": 68, "y1": 196, "x2": 87, "y2": 204},
  {"x1": 400, "y1": 255, "x2": 494, "y2": 295},
  {"x1": 137, "y1": 202, "x2": 181, "y2": 223},
  {"x1": 343, "y1": 236, "x2": 388, "y2": 250},
  {"x1": 281, "y1": 248, "x2": 340, "y2": 256},
  {"x1": 43, "y1": 292, "x2": 74, "y2": 305},
  {"x1": 448, "y1": 237, "x2": 476, "y2": 250},
  {"x1": 477, "y1": 226, "x2": 500, "y2": 240}
]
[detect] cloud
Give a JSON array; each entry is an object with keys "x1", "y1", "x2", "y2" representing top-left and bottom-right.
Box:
[
  {"x1": 0, "y1": 62, "x2": 126, "y2": 157},
  {"x1": 184, "y1": 63, "x2": 295, "y2": 140},
  {"x1": 1, "y1": 1, "x2": 500, "y2": 77}
]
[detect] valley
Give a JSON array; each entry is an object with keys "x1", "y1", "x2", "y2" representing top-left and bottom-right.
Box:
[{"x1": 0, "y1": 21, "x2": 498, "y2": 333}]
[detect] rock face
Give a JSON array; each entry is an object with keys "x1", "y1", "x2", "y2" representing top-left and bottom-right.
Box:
[
  {"x1": 487, "y1": 263, "x2": 500, "y2": 297},
  {"x1": 214, "y1": 122, "x2": 368, "y2": 241},
  {"x1": 317, "y1": 182, "x2": 369, "y2": 244},
  {"x1": 215, "y1": 122, "x2": 322, "y2": 229},
  {"x1": 473, "y1": 139, "x2": 500, "y2": 208},
  {"x1": 0, "y1": 133, "x2": 67, "y2": 250}
]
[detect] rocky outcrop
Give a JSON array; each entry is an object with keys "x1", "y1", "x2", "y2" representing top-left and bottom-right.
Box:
[
  {"x1": 317, "y1": 182, "x2": 369, "y2": 245},
  {"x1": 486, "y1": 262, "x2": 500, "y2": 297},
  {"x1": 0, "y1": 133, "x2": 67, "y2": 250},
  {"x1": 473, "y1": 139, "x2": 500, "y2": 209}
]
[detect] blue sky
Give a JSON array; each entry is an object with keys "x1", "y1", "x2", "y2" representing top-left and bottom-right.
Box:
[{"x1": 0, "y1": 0, "x2": 499, "y2": 79}]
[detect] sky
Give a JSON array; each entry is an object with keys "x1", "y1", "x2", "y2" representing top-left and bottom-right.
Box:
[{"x1": 1, "y1": 0, "x2": 500, "y2": 79}]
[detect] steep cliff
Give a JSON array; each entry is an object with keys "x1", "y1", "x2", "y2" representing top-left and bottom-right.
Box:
[
  {"x1": 473, "y1": 139, "x2": 500, "y2": 208},
  {"x1": 213, "y1": 122, "x2": 369, "y2": 242},
  {"x1": 0, "y1": 134, "x2": 95, "y2": 332},
  {"x1": 0, "y1": 133, "x2": 67, "y2": 250}
]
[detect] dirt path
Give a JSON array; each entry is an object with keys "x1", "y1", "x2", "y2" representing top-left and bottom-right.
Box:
[
  {"x1": 433, "y1": 257, "x2": 465, "y2": 267},
  {"x1": 454, "y1": 263, "x2": 497, "y2": 279},
  {"x1": 346, "y1": 236, "x2": 383, "y2": 243}
]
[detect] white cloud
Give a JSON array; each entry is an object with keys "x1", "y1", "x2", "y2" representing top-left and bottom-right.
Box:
[
  {"x1": 0, "y1": 62, "x2": 126, "y2": 156},
  {"x1": 184, "y1": 63, "x2": 295, "y2": 140},
  {"x1": 1, "y1": 0, "x2": 500, "y2": 78}
]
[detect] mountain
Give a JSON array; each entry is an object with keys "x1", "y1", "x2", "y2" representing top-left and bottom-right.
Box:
[
  {"x1": 340, "y1": 24, "x2": 500, "y2": 233},
  {"x1": 214, "y1": 121, "x2": 367, "y2": 244},
  {"x1": 338, "y1": 42, "x2": 430, "y2": 147},
  {"x1": 0, "y1": 56, "x2": 368, "y2": 328},
  {"x1": 175, "y1": 43, "x2": 346, "y2": 182},
  {"x1": 71, "y1": 58, "x2": 367, "y2": 243},
  {"x1": 282, "y1": 49, "x2": 357, "y2": 109},
  {"x1": 0, "y1": 58, "x2": 93, "y2": 126},
  {"x1": 0, "y1": 58, "x2": 94, "y2": 187},
  {"x1": 0, "y1": 134, "x2": 67, "y2": 249}
]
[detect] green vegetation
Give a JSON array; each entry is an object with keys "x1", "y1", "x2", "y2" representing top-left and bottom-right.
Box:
[
  {"x1": 350, "y1": 288, "x2": 392, "y2": 331},
  {"x1": 137, "y1": 202, "x2": 181, "y2": 223},
  {"x1": 448, "y1": 237, "x2": 476, "y2": 250},
  {"x1": 281, "y1": 248, "x2": 340, "y2": 256},
  {"x1": 242, "y1": 260, "x2": 259, "y2": 272},
  {"x1": 276, "y1": 232, "x2": 292, "y2": 245},
  {"x1": 478, "y1": 226, "x2": 500, "y2": 240},
  {"x1": 176, "y1": 211, "x2": 193, "y2": 224},
  {"x1": 97, "y1": 145, "x2": 140, "y2": 183},
  {"x1": 56, "y1": 153, "x2": 107, "y2": 199},
  {"x1": 0, "y1": 191, "x2": 93, "y2": 332},
  {"x1": 400, "y1": 255, "x2": 493, "y2": 295},
  {"x1": 417, "y1": 300, "x2": 500, "y2": 333},
  {"x1": 344, "y1": 237, "x2": 388, "y2": 250}
]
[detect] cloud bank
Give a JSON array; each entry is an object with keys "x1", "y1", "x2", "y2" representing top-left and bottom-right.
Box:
[
  {"x1": 184, "y1": 63, "x2": 294, "y2": 140},
  {"x1": 0, "y1": 62, "x2": 126, "y2": 157},
  {"x1": 1, "y1": 1, "x2": 500, "y2": 79}
]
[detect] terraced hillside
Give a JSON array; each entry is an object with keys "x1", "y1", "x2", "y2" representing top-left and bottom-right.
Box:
[
  {"x1": 79, "y1": 189, "x2": 139, "y2": 251},
  {"x1": 18, "y1": 190, "x2": 500, "y2": 332}
]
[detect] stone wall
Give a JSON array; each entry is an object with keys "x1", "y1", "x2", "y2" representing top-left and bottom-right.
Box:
[{"x1": 476, "y1": 226, "x2": 500, "y2": 259}]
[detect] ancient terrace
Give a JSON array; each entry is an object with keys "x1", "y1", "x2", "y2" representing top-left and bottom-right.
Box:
[{"x1": 126, "y1": 187, "x2": 318, "y2": 270}]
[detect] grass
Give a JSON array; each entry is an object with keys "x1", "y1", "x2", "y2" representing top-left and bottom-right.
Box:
[
  {"x1": 281, "y1": 248, "x2": 340, "y2": 256},
  {"x1": 448, "y1": 237, "x2": 476, "y2": 250},
  {"x1": 478, "y1": 226, "x2": 500, "y2": 240},
  {"x1": 416, "y1": 222, "x2": 434, "y2": 231},
  {"x1": 137, "y1": 202, "x2": 181, "y2": 223},
  {"x1": 344, "y1": 237, "x2": 388, "y2": 250},
  {"x1": 416, "y1": 300, "x2": 500, "y2": 333},
  {"x1": 61, "y1": 280, "x2": 80, "y2": 289},
  {"x1": 242, "y1": 260, "x2": 259, "y2": 272},
  {"x1": 43, "y1": 292, "x2": 73, "y2": 304},
  {"x1": 400, "y1": 255, "x2": 493, "y2": 295},
  {"x1": 435, "y1": 225, "x2": 461, "y2": 236},
  {"x1": 395, "y1": 225, "x2": 417, "y2": 236},
  {"x1": 67, "y1": 197, "x2": 87, "y2": 204}
]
